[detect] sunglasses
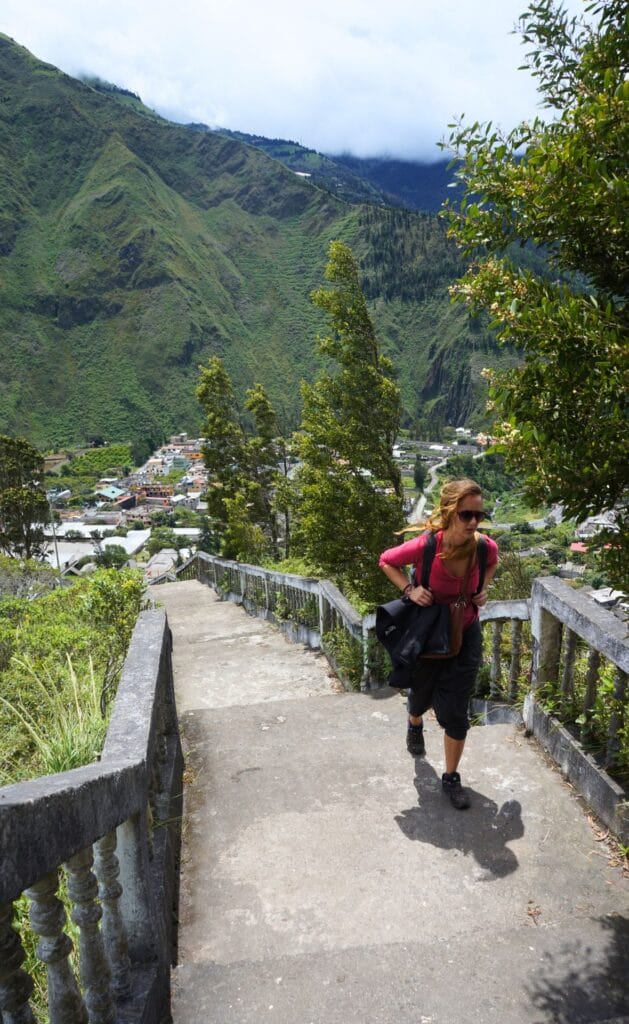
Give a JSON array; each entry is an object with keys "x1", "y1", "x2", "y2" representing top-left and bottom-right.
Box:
[{"x1": 457, "y1": 510, "x2": 491, "y2": 523}]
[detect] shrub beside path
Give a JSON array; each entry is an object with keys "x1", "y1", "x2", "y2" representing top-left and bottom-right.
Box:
[{"x1": 156, "y1": 580, "x2": 629, "y2": 1024}]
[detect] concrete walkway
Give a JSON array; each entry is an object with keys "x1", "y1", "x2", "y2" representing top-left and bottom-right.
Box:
[{"x1": 156, "y1": 581, "x2": 629, "y2": 1024}]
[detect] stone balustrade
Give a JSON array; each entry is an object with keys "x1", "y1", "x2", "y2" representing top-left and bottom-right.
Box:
[
  {"x1": 1, "y1": 561, "x2": 627, "y2": 1023},
  {"x1": 525, "y1": 576, "x2": 628, "y2": 839},
  {"x1": 192, "y1": 552, "x2": 365, "y2": 688},
  {"x1": 155, "y1": 557, "x2": 628, "y2": 841},
  {"x1": 0, "y1": 610, "x2": 183, "y2": 1024}
]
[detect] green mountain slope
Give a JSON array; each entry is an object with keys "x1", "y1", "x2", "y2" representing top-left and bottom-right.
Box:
[
  {"x1": 215, "y1": 129, "x2": 455, "y2": 213},
  {"x1": 213, "y1": 128, "x2": 397, "y2": 207},
  {"x1": 0, "y1": 36, "x2": 503, "y2": 449}
]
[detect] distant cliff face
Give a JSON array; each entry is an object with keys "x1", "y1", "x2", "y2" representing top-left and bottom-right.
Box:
[{"x1": 0, "y1": 35, "x2": 501, "y2": 449}]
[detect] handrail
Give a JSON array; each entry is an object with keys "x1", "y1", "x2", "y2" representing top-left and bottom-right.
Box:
[
  {"x1": 157, "y1": 553, "x2": 628, "y2": 840},
  {"x1": 1, "y1": 555, "x2": 627, "y2": 1024},
  {"x1": 189, "y1": 551, "x2": 365, "y2": 686},
  {"x1": 0, "y1": 609, "x2": 183, "y2": 1023},
  {"x1": 157, "y1": 550, "x2": 532, "y2": 692},
  {"x1": 525, "y1": 577, "x2": 628, "y2": 840},
  {"x1": 531, "y1": 576, "x2": 628, "y2": 675}
]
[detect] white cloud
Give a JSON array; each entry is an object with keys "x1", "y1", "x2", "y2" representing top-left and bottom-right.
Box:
[{"x1": 1, "y1": 0, "x2": 588, "y2": 160}]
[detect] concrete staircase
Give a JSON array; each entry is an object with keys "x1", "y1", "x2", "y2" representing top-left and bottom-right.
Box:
[{"x1": 156, "y1": 581, "x2": 629, "y2": 1024}]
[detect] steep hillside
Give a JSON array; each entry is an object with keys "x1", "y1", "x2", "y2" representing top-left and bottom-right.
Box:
[
  {"x1": 214, "y1": 128, "x2": 454, "y2": 212},
  {"x1": 213, "y1": 129, "x2": 398, "y2": 207},
  {"x1": 0, "y1": 36, "x2": 501, "y2": 449}
]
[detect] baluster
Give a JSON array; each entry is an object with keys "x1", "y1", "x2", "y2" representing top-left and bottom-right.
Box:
[
  {"x1": 25, "y1": 870, "x2": 87, "y2": 1024},
  {"x1": 508, "y1": 619, "x2": 522, "y2": 703},
  {"x1": 581, "y1": 649, "x2": 601, "y2": 738},
  {"x1": 0, "y1": 903, "x2": 35, "y2": 1024},
  {"x1": 561, "y1": 629, "x2": 578, "y2": 701},
  {"x1": 66, "y1": 848, "x2": 115, "y2": 1024},
  {"x1": 489, "y1": 620, "x2": 502, "y2": 699},
  {"x1": 606, "y1": 669, "x2": 627, "y2": 771},
  {"x1": 94, "y1": 833, "x2": 131, "y2": 1000},
  {"x1": 324, "y1": 596, "x2": 333, "y2": 636},
  {"x1": 361, "y1": 619, "x2": 371, "y2": 691},
  {"x1": 531, "y1": 606, "x2": 562, "y2": 691},
  {"x1": 474, "y1": 623, "x2": 487, "y2": 698}
]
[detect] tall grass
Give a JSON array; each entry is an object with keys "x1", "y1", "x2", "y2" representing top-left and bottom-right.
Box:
[
  {"x1": 0, "y1": 655, "x2": 107, "y2": 779},
  {"x1": 1, "y1": 655, "x2": 106, "y2": 1023},
  {"x1": 0, "y1": 567, "x2": 145, "y2": 785}
]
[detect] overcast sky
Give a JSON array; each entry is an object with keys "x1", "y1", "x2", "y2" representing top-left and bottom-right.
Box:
[{"x1": 2, "y1": 0, "x2": 587, "y2": 161}]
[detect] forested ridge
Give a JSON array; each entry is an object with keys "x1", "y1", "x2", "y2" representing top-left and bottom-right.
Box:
[{"x1": 0, "y1": 34, "x2": 504, "y2": 450}]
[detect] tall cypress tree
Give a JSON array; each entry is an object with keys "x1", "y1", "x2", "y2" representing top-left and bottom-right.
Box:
[
  {"x1": 0, "y1": 436, "x2": 49, "y2": 560},
  {"x1": 196, "y1": 360, "x2": 286, "y2": 561},
  {"x1": 294, "y1": 241, "x2": 403, "y2": 604},
  {"x1": 196, "y1": 357, "x2": 246, "y2": 544},
  {"x1": 244, "y1": 383, "x2": 283, "y2": 560}
]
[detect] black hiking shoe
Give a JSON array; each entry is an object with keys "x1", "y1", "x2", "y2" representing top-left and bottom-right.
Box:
[
  {"x1": 442, "y1": 771, "x2": 471, "y2": 810},
  {"x1": 406, "y1": 723, "x2": 425, "y2": 757}
]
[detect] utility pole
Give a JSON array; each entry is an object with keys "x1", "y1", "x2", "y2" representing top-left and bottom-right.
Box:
[{"x1": 48, "y1": 497, "x2": 61, "y2": 574}]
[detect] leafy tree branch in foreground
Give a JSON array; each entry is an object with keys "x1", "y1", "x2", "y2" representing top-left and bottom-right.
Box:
[{"x1": 440, "y1": 0, "x2": 628, "y2": 585}]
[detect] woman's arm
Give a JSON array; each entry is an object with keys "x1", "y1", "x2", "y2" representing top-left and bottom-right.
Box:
[
  {"x1": 380, "y1": 561, "x2": 411, "y2": 594},
  {"x1": 379, "y1": 561, "x2": 434, "y2": 606},
  {"x1": 471, "y1": 561, "x2": 499, "y2": 607}
]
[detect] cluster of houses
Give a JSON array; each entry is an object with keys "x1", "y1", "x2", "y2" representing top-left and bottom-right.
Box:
[
  {"x1": 41, "y1": 430, "x2": 625, "y2": 609},
  {"x1": 45, "y1": 434, "x2": 208, "y2": 580}
]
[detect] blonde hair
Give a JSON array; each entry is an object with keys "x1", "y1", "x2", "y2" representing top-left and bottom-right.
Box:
[{"x1": 400, "y1": 478, "x2": 483, "y2": 561}]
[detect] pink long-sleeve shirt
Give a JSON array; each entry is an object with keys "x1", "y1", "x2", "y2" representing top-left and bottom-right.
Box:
[{"x1": 379, "y1": 530, "x2": 499, "y2": 629}]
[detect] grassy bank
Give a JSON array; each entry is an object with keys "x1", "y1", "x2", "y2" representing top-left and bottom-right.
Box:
[{"x1": 0, "y1": 562, "x2": 145, "y2": 785}]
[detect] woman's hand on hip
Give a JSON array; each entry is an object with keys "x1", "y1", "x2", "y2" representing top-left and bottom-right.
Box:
[{"x1": 409, "y1": 585, "x2": 434, "y2": 606}]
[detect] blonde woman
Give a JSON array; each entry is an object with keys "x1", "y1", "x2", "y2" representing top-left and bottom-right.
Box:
[{"x1": 379, "y1": 479, "x2": 499, "y2": 809}]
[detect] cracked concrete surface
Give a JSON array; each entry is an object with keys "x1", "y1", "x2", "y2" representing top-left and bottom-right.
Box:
[{"x1": 155, "y1": 581, "x2": 629, "y2": 1024}]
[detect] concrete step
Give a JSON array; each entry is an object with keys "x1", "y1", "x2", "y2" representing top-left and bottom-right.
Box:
[
  {"x1": 155, "y1": 582, "x2": 629, "y2": 1024},
  {"x1": 153, "y1": 580, "x2": 335, "y2": 711}
]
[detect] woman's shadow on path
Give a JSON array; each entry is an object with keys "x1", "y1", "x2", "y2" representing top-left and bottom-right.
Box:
[{"x1": 395, "y1": 759, "x2": 524, "y2": 880}]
